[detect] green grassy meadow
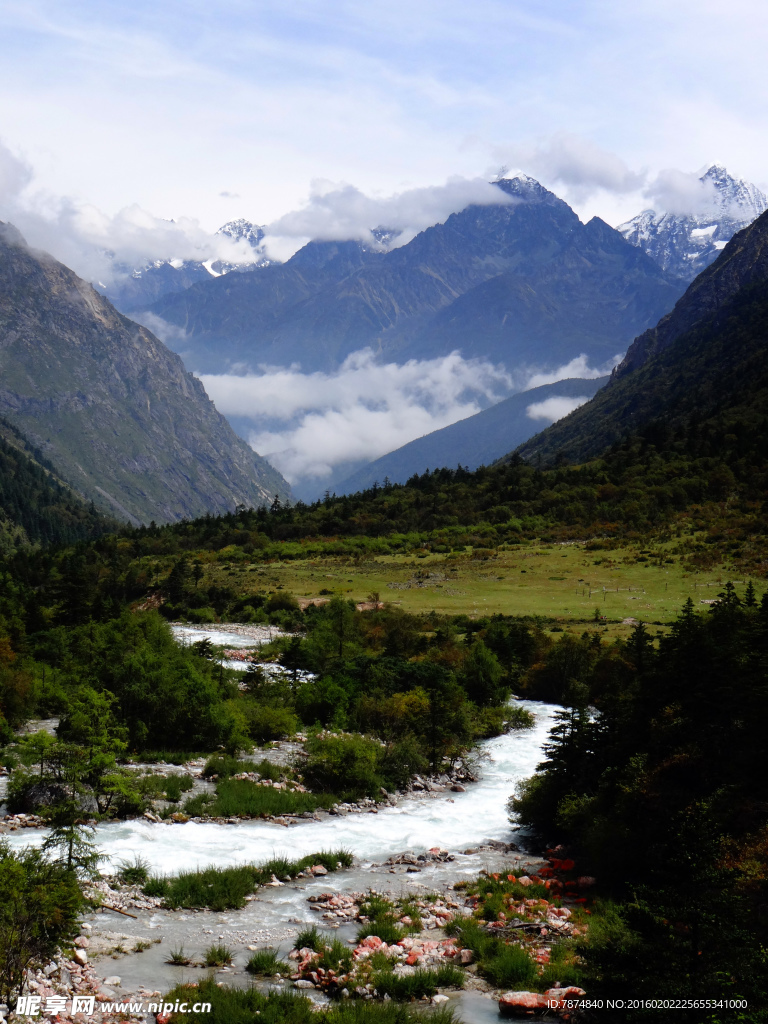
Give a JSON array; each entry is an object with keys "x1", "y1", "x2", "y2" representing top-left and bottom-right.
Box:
[{"x1": 199, "y1": 539, "x2": 765, "y2": 638}]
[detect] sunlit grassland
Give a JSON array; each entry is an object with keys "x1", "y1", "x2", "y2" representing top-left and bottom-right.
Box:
[{"x1": 199, "y1": 540, "x2": 765, "y2": 636}]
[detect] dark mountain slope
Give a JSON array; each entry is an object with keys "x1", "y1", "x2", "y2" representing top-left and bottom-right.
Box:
[
  {"x1": 148, "y1": 177, "x2": 683, "y2": 373},
  {"x1": 0, "y1": 415, "x2": 114, "y2": 552},
  {"x1": 332, "y1": 376, "x2": 607, "y2": 496},
  {"x1": 0, "y1": 223, "x2": 288, "y2": 524},
  {"x1": 515, "y1": 209, "x2": 768, "y2": 467}
]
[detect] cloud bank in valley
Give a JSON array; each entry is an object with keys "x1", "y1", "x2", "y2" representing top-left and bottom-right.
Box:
[
  {"x1": 199, "y1": 349, "x2": 513, "y2": 485},
  {"x1": 526, "y1": 394, "x2": 591, "y2": 423}
]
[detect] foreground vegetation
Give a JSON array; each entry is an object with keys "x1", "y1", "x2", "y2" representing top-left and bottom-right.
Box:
[
  {"x1": 160, "y1": 980, "x2": 460, "y2": 1024},
  {"x1": 513, "y1": 589, "x2": 768, "y2": 1019},
  {"x1": 142, "y1": 849, "x2": 352, "y2": 911}
]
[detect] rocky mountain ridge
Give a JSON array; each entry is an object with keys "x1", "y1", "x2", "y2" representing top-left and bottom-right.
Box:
[
  {"x1": 0, "y1": 222, "x2": 288, "y2": 524},
  {"x1": 143, "y1": 174, "x2": 684, "y2": 374},
  {"x1": 618, "y1": 164, "x2": 767, "y2": 282},
  {"x1": 100, "y1": 219, "x2": 274, "y2": 313},
  {"x1": 514, "y1": 206, "x2": 768, "y2": 466}
]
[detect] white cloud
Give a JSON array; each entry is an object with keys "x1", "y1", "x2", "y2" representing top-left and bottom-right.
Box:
[
  {"x1": 643, "y1": 167, "x2": 720, "y2": 217},
  {"x1": 492, "y1": 133, "x2": 646, "y2": 204},
  {"x1": 199, "y1": 348, "x2": 512, "y2": 483},
  {"x1": 263, "y1": 176, "x2": 515, "y2": 251},
  {"x1": 526, "y1": 395, "x2": 590, "y2": 422},
  {"x1": 524, "y1": 353, "x2": 621, "y2": 390}
]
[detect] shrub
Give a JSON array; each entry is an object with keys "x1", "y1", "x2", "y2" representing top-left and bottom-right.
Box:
[
  {"x1": 202, "y1": 754, "x2": 251, "y2": 779},
  {"x1": 302, "y1": 734, "x2": 384, "y2": 799}
]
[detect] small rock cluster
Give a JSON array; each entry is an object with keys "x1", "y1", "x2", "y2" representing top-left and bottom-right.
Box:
[
  {"x1": 5, "y1": 944, "x2": 151, "y2": 1024},
  {"x1": 84, "y1": 876, "x2": 164, "y2": 912},
  {"x1": 0, "y1": 812, "x2": 45, "y2": 832}
]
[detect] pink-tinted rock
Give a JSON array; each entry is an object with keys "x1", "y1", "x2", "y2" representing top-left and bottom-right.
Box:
[
  {"x1": 499, "y1": 991, "x2": 549, "y2": 1015},
  {"x1": 361, "y1": 935, "x2": 382, "y2": 949}
]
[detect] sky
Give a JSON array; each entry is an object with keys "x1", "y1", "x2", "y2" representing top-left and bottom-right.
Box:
[{"x1": 2, "y1": 0, "x2": 768, "y2": 490}]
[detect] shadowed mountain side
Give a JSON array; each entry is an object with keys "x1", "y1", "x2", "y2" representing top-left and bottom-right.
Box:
[
  {"x1": 147, "y1": 177, "x2": 683, "y2": 373},
  {"x1": 0, "y1": 223, "x2": 289, "y2": 524},
  {"x1": 514, "y1": 214, "x2": 768, "y2": 467},
  {"x1": 332, "y1": 377, "x2": 607, "y2": 496},
  {"x1": 0, "y1": 413, "x2": 116, "y2": 552},
  {"x1": 615, "y1": 209, "x2": 768, "y2": 376}
]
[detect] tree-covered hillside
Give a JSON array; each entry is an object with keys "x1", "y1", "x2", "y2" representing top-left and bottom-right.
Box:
[{"x1": 0, "y1": 415, "x2": 113, "y2": 552}]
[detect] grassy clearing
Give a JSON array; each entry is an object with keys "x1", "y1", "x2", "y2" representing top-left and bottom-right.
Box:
[
  {"x1": 143, "y1": 849, "x2": 352, "y2": 911},
  {"x1": 183, "y1": 778, "x2": 335, "y2": 818},
  {"x1": 202, "y1": 541, "x2": 765, "y2": 632},
  {"x1": 161, "y1": 979, "x2": 461, "y2": 1023}
]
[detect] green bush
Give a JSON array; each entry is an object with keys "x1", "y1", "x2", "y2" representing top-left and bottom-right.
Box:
[
  {"x1": 164, "y1": 774, "x2": 194, "y2": 802},
  {"x1": 302, "y1": 734, "x2": 384, "y2": 799},
  {"x1": 204, "y1": 943, "x2": 233, "y2": 967},
  {"x1": 184, "y1": 779, "x2": 334, "y2": 819}
]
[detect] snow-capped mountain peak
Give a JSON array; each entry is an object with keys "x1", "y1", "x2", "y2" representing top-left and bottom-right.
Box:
[{"x1": 618, "y1": 164, "x2": 768, "y2": 281}]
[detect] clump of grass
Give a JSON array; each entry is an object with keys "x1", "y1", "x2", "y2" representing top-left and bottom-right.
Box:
[
  {"x1": 142, "y1": 876, "x2": 170, "y2": 898},
  {"x1": 316, "y1": 936, "x2": 354, "y2": 974},
  {"x1": 164, "y1": 774, "x2": 195, "y2": 802},
  {"x1": 356, "y1": 919, "x2": 404, "y2": 944},
  {"x1": 246, "y1": 947, "x2": 289, "y2": 975},
  {"x1": 295, "y1": 925, "x2": 324, "y2": 952},
  {"x1": 165, "y1": 946, "x2": 191, "y2": 965},
  {"x1": 117, "y1": 855, "x2": 150, "y2": 885},
  {"x1": 133, "y1": 940, "x2": 151, "y2": 953},
  {"x1": 185, "y1": 778, "x2": 335, "y2": 818},
  {"x1": 201, "y1": 754, "x2": 252, "y2": 778},
  {"x1": 254, "y1": 757, "x2": 282, "y2": 781},
  {"x1": 371, "y1": 966, "x2": 464, "y2": 1000},
  {"x1": 143, "y1": 849, "x2": 352, "y2": 911},
  {"x1": 204, "y1": 943, "x2": 233, "y2": 967},
  {"x1": 481, "y1": 942, "x2": 538, "y2": 989}
]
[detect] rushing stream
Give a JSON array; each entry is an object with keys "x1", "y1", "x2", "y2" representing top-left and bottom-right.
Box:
[
  {"x1": 6, "y1": 701, "x2": 555, "y2": 873},
  {"x1": 8, "y1": 623, "x2": 559, "y2": 1022}
]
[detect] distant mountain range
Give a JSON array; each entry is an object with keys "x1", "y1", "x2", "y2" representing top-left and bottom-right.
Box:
[
  {"x1": 98, "y1": 219, "x2": 273, "y2": 312},
  {"x1": 618, "y1": 164, "x2": 767, "y2": 282},
  {"x1": 133, "y1": 174, "x2": 682, "y2": 375},
  {"x1": 515, "y1": 206, "x2": 768, "y2": 467},
  {"x1": 326, "y1": 376, "x2": 607, "y2": 498},
  {"x1": 0, "y1": 223, "x2": 289, "y2": 524}
]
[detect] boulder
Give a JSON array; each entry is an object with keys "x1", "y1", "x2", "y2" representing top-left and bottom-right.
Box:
[{"x1": 499, "y1": 991, "x2": 549, "y2": 1015}]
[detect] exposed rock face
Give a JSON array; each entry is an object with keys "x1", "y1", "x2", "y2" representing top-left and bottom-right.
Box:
[
  {"x1": 618, "y1": 164, "x2": 768, "y2": 283},
  {"x1": 0, "y1": 223, "x2": 288, "y2": 524}
]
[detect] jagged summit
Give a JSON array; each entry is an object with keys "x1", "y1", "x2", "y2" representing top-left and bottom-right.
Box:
[
  {"x1": 101, "y1": 218, "x2": 274, "y2": 310},
  {"x1": 618, "y1": 164, "x2": 768, "y2": 282}
]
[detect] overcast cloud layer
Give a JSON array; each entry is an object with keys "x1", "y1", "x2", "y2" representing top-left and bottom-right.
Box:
[{"x1": 0, "y1": 0, "x2": 767, "y2": 239}]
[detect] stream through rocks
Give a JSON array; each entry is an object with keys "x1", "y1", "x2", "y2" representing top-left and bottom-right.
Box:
[{"x1": 7, "y1": 623, "x2": 560, "y2": 1023}]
